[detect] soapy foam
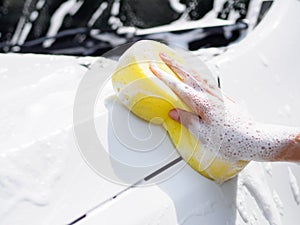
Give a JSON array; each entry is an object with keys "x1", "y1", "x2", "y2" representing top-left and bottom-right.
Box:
[
  {"x1": 168, "y1": 0, "x2": 186, "y2": 13},
  {"x1": 288, "y1": 167, "x2": 300, "y2": 205},
  {"x1": 0, "y1": 129, "x2": 69, "y2": 216},
  {"x1": 238, "y1": 163, "x2": 282, "y2": 225},
  {"x1": 264, "y1": 162, "x2": 273, "y2": 176},
  {"x1": 236, "y1": 185, "x2": 252, "y2": 224},
  {"x1": 179, "y1": 201, "x2": 216, "y2": 224},
  {"x1": 150, "y1": 57, "x2": 300, "y2": 162},
  {"x1": 272, "y1": 190, "x2": 284, "y2": 216}
]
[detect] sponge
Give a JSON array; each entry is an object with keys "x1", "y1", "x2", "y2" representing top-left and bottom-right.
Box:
[{"x1": 112, "y1": 40, "x2": 248, "y2": 183}]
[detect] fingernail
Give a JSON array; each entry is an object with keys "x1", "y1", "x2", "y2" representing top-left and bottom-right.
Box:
[
  {"x1": 169, "y1": 109, "x2": 179, "y2": 121},
  {"x1": 160, "y1": 52, "x2": 170, "y2": 60},
  {"x1": 149, "y1": 63, "x2": 159, "y2": 77}
]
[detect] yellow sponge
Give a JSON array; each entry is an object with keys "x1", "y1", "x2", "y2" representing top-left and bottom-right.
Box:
[{"x1": 112, "y1": 40, "x2": 248, "y2": 183}]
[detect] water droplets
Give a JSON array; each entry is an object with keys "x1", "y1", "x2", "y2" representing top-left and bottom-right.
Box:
[{"x1": 259, "y1": 54, "x2": 269, "y2": 68}]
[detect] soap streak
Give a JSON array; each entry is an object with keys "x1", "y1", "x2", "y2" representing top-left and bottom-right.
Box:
[
  {"x1": 179, "y1": 201, "x2": 216, "y2": 225},
  {"x1": 288, "y1": 167, "x2": 300, "y2": 205},
  {"x1": 272, "y1": 190, "x2": 284, "y2": 216},
  {"x1": 238, "y1": 163, "x2": 282, "y2": 225}
]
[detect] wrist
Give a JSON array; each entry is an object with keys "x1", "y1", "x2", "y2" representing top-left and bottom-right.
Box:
[{"x1": 271, "y1": 132, "x2": 300, "y2": 161}]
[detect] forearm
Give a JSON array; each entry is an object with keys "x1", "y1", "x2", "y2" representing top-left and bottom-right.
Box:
[
  {"x1": 244, "y1": 123, "x2": 300, "y2": 162},
  {"x1": 251, "y1": 123, "x2": 300, "y2": 162},
  {"x1": 271, "y1": 133, "x2": 300, "y2": 161},
  {"x1": 220, "y1": 121, "x2": 300, "y2": 162}
]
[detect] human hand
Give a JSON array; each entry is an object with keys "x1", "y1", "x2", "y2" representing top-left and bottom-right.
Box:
[{"x1": 149, "y1": 53, "x2": 300, "y2": 162}]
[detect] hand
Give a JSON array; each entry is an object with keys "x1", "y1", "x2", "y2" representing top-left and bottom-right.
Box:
[{"x1": 149, "y1": 53, "x2": 300, "y2": 162}]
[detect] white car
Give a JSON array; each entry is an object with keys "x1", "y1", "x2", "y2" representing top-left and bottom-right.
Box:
[{"x1": 0, "y1": 0, "x2": 299, "y2": 224}]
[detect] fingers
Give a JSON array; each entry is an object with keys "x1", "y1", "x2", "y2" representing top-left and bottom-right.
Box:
[
  {"x1": 160, "y1": 53, "x2": 223, "y2": 102},
  {"x1": 149, "y1": 62, "x2": 209, "y2": 119},
  {"x1": 159, "y1": 53, "x2": 204, "y2": 92}
]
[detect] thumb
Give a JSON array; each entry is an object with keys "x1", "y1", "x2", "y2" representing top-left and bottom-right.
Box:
[
  {"x1": 169, "y1": 108, "x2": 199, "y2": 123},
  {"x1": 169, "y1": 109, "x2": 204, "y2": 136}
]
